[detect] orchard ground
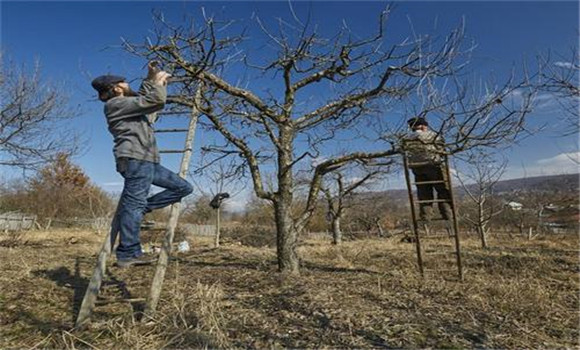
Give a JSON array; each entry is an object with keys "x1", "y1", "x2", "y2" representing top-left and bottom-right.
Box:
[{"x1": 0, "y1": 228, "x2": 578, "y2": 349}]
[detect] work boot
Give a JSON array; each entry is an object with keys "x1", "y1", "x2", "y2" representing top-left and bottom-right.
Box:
[{"x1": 115, "y1": 256, "x2": 156, "y2": 268}]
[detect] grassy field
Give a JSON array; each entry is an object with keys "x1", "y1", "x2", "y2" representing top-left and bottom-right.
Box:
[{"x1": 0, "y1": 228, "x2": 578, "y2": 349}]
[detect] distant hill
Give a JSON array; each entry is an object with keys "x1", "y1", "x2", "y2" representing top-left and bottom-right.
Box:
[
  {"x1": 358, "y1": 173, "x2": 579, "y2": 202},
  {"x1": 487, "y1": 173, "x2": 579, "y2": 194}
]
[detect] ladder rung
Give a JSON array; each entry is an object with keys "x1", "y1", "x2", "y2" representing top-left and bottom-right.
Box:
[
  {"x1": 159, "y1": 149, "x2": 191, "y2": 154},
  {"x1": 102, "y1": 282, "x2": 126, "y2": 289},
  {"x1": 413, "y1": 180, "x2": 448, "y2": 185},
  {"x1": 417, "y1": 199, "x2": 452, "y2": 204},
  {"x1": 154, "y1": 128, "x2": 189, "y2": 133},
  {"x1": 95, "y1": 298, "x2": 146, "y2": 305},
  {"x1": 407, "y1": 161, "x2": 437, "y2": 167}
]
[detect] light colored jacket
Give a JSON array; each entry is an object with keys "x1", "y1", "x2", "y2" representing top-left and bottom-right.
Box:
[
  {"x1": 104, "y1": 79, "x2": 166, "y2": 163},
  {"x1": 403, "y1": 129, "x2": 445, "y2": 167}
]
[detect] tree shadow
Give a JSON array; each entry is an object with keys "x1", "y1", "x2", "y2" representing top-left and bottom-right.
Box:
[
  {"x1": 173, "y1": 257, "x2": 277, "y2": 271},
  {"x1": 9, "y1": 309, "x2": 70, "y2": 336},
  {"x1": 301, "y1": 261, "x2": 382, "y2": 275}
]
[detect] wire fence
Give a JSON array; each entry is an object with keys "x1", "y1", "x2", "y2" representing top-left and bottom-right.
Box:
[{"x1": 0, "y1": 213, "x2": 37, "y2": 231}]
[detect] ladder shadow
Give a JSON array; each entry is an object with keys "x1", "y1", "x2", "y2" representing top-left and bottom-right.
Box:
[
  {"x1": 100, "y1": 274, "x2": 147, "y2": 319},
  {"x1": 32, "y1": 257, "x2": 89, "y2": 325},
  {"x1": 33, "y1": 257, "x2": 146, "y2": 324}
]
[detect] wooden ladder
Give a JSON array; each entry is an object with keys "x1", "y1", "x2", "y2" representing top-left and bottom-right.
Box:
[
  {"x1": 75, "y1": 88, "x2": 201, "y2": 328},
  {"x1": 402, "y1": 152, "x2": 463, "y2": 281}
]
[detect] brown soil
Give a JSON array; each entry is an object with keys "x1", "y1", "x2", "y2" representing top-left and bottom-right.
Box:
[{"x1": 0, "y1": 229, "x2": 578, "y2": 349}]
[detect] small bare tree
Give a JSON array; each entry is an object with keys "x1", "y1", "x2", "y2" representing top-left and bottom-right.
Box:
[
  {"x1": 0, "y1": 57, "x2": 80, "y2": 169},
  {"x1": 123, "y1": 7, "x2": 536, "y2": 273},
  {"x1": 190, "y1": 156, "x2": 245, "y2": 247},
  {"x1": 455, "y1": 152, "x2": 507, "y2": 248},
  {"x1": 321, "y1": 168, "x2": 384, "y2": 245}
]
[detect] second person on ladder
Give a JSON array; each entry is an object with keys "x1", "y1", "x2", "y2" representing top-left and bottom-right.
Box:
[{"x1": 403, "y1": 117, "x2": 453, "y2": 231}]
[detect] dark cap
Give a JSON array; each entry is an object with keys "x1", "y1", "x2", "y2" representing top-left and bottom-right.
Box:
[
  {"x1": 91, "y1": 75, "x2": 126, "y2": 94},
  {"x1": 407, "y1": 117, "x2": 429, "y2": 129}
]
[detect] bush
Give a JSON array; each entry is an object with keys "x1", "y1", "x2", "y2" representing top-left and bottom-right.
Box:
[{"x1": 221, "y1": 224, "x2": 276, "y2": 247}]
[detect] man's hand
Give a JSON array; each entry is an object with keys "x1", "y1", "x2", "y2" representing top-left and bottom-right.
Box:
[
  {"x1": 147, "y1": 61, "x2": 171, "y2": 86},
  {"x1": 154, "y1": 71, "x2": 172, "y2": 86},
  {"x1": 147, "y1": 61, "x2": 160, "y2": 79}
]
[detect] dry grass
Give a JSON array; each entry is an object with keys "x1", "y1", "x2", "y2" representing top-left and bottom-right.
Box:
[{"x1": 0, "y1": 228, "x2": 578, "y2": 349}]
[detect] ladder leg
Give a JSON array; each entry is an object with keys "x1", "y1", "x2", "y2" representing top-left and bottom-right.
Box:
[
  {"x1": 403, "y1": 153, "x2": 423, "y2": 276},
  {"x1": 443, "y1": 155, "x2": 463, "y2": 281},
  {"x1": 75, "y1": 208, "x2": 120, "y2": 328},
  {"x1": 144, "y1": 86, "x2": 201, "y2": 317},
  {"x1": 144, "y1": 203, "x2": 180, "y2": 316}
]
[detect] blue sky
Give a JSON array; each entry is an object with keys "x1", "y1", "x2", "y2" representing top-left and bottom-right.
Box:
[{"x1": 1, "y1": 1, "x2": 579, "y2": 206}]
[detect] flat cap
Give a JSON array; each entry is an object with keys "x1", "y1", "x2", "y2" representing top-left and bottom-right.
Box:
[
  {"x1": 91, "y1": 75, "x2": 126, "y2": 94},
  {"x1": 407, "y1": 117, "x2": 429, "y2": 128}
]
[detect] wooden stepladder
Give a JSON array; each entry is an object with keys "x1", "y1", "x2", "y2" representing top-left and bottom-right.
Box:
[
  {"x1": 75, "y1": 88, "x2": 201, "y2": 328},
  {"x1": 402, "y1": 152, "x2": 463, "y2": 281}
]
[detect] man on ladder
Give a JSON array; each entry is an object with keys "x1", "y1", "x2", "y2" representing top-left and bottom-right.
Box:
[
  {"x1": 403, "y1": 117, "x2": 453, "y2": 233},
  {"x1": 91, "y1": 62, "x2": 193, "y2": 268}
]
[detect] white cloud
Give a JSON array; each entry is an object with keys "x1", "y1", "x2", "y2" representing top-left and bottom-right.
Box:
[
  {"x1": 554, "y1": 61, "x2": 577, "y2": 70},
  {"x1": 506, "y1": 152, "x2": 580, "y2": 178},
  {"x1": 504, "y1": 90, "x2": 558, "y2": 110},
  {"x1": 537, "y1": 151, "x2": 580, "y2": 167}
]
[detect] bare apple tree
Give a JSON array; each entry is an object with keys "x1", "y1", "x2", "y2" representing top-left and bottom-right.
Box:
[
  {"x1": 190, "y1": 155, "x2": 245, "y2": 248},
  {"x1": 321, "y1": 166, "x2": 386, "y2": 245},
  {"x1": 0, "y1": 57, "x2": 80, "y2": 169},
  {"x1": 454, "y1": 152, "x2": 507, "y2": 248},
  {"x1": 123, "y1": 7, "x2": 536, "y2": 273}
]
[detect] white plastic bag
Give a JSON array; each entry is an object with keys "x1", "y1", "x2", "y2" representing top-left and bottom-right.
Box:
[{"x1": 177, "y1": 240, "x2": 190, "y2": 252}]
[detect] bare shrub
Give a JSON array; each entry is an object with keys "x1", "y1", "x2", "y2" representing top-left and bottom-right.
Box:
[
  {"x1": 0, "y1": 230, "x2": 28, "y2": 247},
  {"x1": 1, "y1": 55, "x2": 80, "y2": 169},
  {"x1": 1, "y1": 154, "x2": 113, "y2": 227},
  {"x1": 222, "y1": 224, "x2": 276, "y2": 247}
]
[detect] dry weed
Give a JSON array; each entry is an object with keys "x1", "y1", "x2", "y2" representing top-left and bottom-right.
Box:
[{"x1": 0, "y1": 229, "x2": 577, "y2": 349}]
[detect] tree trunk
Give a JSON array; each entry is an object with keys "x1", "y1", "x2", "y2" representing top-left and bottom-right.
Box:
[
  {"x1": 275, "y1": 125, "x2": 299, "y2": 273},
  {"x1": 214, "y1": 208, "x2": 220, "y2": 248},
  {"x1": 478, "y1": 225, "x2": 488, "y2": 249},
  {"x1": 478, "y1": 205, "x2": 487, "y2": 248},
  {"x1": 274, "y1": 199, "x2": 299, "y2": 273},
  {"x1": 331, "y1": 216, "x2": 342, "y2": 245},
  {"x1": 375, "y1": 219, "x2": 385, "y2": 238}
]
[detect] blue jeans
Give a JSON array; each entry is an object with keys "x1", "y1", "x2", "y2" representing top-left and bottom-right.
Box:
[{"x1": 114, "y1": 158, "x2": 193, "y2": 260}]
